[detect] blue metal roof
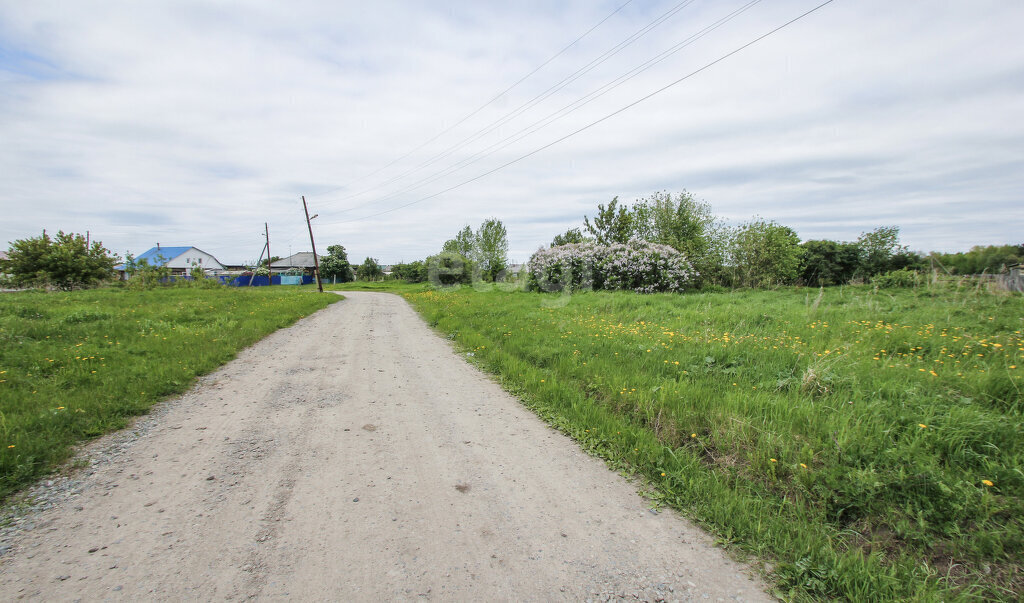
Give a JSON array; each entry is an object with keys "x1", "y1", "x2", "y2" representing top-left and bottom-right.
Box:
[{"x1": 135, "y1": 246, "x2": 191, "y2": 266}]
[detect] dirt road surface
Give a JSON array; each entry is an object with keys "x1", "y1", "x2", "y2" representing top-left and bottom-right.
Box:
[{"x1": 0, "y1": 291, "x2": 770, "y2": 601}]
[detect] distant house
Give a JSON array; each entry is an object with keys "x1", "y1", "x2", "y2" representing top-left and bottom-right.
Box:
[
  {"x1": 270, "y1": 252, "x2": 320, "y2": 276},
  {"x1": 116, "y1": 245, "x2": 226, "y2": 279}
]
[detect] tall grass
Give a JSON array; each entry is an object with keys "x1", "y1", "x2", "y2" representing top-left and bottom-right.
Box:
[
  {"x1": 0, "y1": 287, "x2": 337, "y2": 500},
  {"x1": 402, "y1": 283, "x2": 1022, "y2": 601}
]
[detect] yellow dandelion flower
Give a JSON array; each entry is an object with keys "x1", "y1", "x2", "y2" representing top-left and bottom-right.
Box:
[
  {"x1": 982, "y1": 479, "x2": 994, "y2": 487},
  {"x1": 770, "y1": 458, "x2": 777, "y2": 463},
  {"x1": 919, "y1": 423, "x2": 928, "y2": 429}
]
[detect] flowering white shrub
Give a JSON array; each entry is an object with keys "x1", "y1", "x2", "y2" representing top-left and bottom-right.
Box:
[{"x1": 527, "y1": 239, "x2": 695, "y2": 294}]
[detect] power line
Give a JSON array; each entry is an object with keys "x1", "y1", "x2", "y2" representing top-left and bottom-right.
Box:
[
  {"x1": 326, "y1": 0, "x2": 839, "y2": 226},
  {"x1": 319, "y1": 0, "x2": 696, "y2": 208},
  {"x1": 311, "y1": 0, "x2": 636, "y2": 200},
  {"x1": 322, "y1": 0, "x2": 765, "y2": 217}
]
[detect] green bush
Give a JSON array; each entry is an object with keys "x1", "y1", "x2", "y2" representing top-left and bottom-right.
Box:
[
  {"x1": 390, "y1": 260, "x2": 428, "y2": 283},
  {"x1": 872, "y1": 268, "x2": 922, "y2": 288},
  {"x1": 356, "y1": 257, "x2": 384, "y2": 281},
  {"x1": 426, "y1": 251, "x2": 473, "y2": 286},
  {"x1": 124, "y1": 255, "x2": 172, "y2": 290},
  {"x1": 5, "y1": 231, "x2": 119, "y2": 290}
]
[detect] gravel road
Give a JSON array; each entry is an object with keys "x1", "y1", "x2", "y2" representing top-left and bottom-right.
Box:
[{"x1": 0, "y1": 291, "x2": 770, "y2": 601}]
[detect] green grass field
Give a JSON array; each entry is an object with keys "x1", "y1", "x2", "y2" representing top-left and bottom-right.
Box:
[
  {"x1": 394, "y1": 282, "x2": 1021, "y2": 601},
  {"x1": 0, "y1": 287, "x2": 338, "y2": 501}
]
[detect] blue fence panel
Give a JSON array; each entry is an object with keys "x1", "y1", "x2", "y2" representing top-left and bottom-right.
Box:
[
  {"x1": 229, "y1": 274, "x2": 313, "y2": 287},
  {"x1": 230, "y1": 275, "x2": 267, "y2": 286}
]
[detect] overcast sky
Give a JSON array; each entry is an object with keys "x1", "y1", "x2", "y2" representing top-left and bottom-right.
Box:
[{"x1": 1, "y1": 0, "x2": 1022, "y2": 265}]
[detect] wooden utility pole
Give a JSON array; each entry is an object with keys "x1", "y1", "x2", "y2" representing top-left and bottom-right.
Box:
[
  {"x1": 302, "y1": 196, "x2": 323, "y2": 293},
  {"x1": 265, "y1": 222, "x2": 272, "y2": 286},
  {"x1": 251, "y1": 240, "x2": 266, "y2": 287}
]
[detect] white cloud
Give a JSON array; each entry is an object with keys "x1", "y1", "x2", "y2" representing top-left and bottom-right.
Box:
[{"x1": 1, "y1": 0, "x2": 1022, "y2": 265}]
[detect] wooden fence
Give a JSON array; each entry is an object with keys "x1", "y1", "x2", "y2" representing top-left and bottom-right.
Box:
[{"x1": 970, "y1": 268, "x2": 1024, "y2": 292}]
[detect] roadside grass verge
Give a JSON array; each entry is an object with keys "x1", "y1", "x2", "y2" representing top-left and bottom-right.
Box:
[
  {"x1": 325, "y1": 280, "x2": 427, "y2": 293},
  {"x1": 402, "y1": 284, "x2": 1022, "y2": 601},
  {"x1": 0, "y1": 287, "x2": 338, "y2": 501}
]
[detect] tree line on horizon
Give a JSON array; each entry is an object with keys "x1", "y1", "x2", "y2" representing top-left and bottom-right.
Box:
[
  {"x1": 544, "y1": 191, "x2": 1022, "y2": 289},
  {"x1": 383, "y1": 192, "x2": 1020, "y2": 290},
  {"x1": 2, "y1": 196, "x2": 1020, "y2": 290}
]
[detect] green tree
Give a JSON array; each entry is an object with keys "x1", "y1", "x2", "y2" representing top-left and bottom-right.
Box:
[
  {"x1": 442, "y1": 226, "x2": 476, "y2": 259},
  {"x1": 551, "y1": 227, "x2": 585, "y2": 247},
  {"x1": 5, "y1": 231, "x2": 119, "y2": 290},
  {"x1": 356, "y1": 257, "x2": 384, "y2": 281},
  {"x1": 4, "y1": 233, "x2": 50, "y2": 286},
  {"x1": 633, "y1": 191, "x2": 726, "y2": 286},
  {"x1": 856, "y1": 226, "x2": 907, "y2": 278},
  {"x1": 319, "y1": 245, "x2": 354, "y2": 283},
  {"x1": 475, "y1": 218, "x2": 509, "y2": 281},
  {"x1": 728, "y1": 219, "x2": 803, "y2": 288},
  {"x1": 930, "y1": 244, "x2": 1022, "y2": 275},
  {"x1": 888, "y1": 248, "x2": 924, "y2": 273},
  {"x1": 584, "y1": 196, "x2": 635, "y2": 245},
  {"x1": 799, "y1": 240, "x2": 862, "y2": 286}
]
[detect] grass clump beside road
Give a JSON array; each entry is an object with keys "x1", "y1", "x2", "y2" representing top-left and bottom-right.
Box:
[
  {"x1": 0, "y1": 287, "x2": 337, "y2": 501},
  {"x1": 401, "y1": 283, "x2": 1022, "y2": 601}
]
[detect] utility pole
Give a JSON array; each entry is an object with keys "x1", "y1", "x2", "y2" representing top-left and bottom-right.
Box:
[
  {"x1": 251, "y1": 238, "x2": 267, "y2": 287},
  {"x1": 302, "y1": 196, "x2": 323, "y2": 293},
  {"x1": 265, "y1": 222, "x2": 272, "y2": 286}
]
